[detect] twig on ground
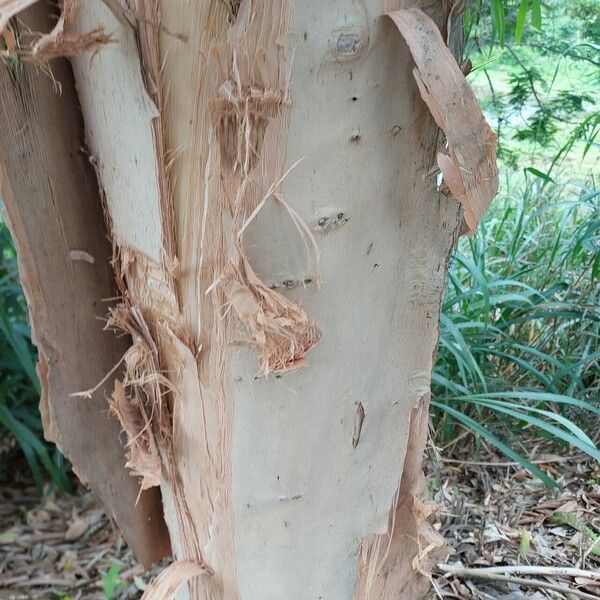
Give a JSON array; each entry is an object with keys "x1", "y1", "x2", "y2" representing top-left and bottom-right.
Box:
[
  {"x1": 438, "y1": 564, "x2": 600, "y2": 600},
  {"x1": 0, "y1": 576, "x2": 83, "y2": 588},
  {"x1": 439, "y1": 564, "x2": 600, "y2": 580},
  {"x1": 449, "y1": 573, "x2": 597, "y2": 599}
]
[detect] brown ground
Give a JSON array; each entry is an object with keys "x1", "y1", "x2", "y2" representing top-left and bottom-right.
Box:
[
  {"x1": 1, "y1": 443, "x2": 599, "y2": 599},
  {"x1": 428, "y1": 447, "x2": 600, "y2": 598}
]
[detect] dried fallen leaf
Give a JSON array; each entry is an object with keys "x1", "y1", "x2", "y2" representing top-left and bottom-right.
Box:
[
  {"x1": 57, "y1": 549, "x2": 78, "y2": 572},
  {"x1": 556, "y1": 500, "x2": 579, "y2": 513},
  {"x1": 575, "y1": 576, "x2": 600, "y2": 589},
  {"x1": 42, "y1": 497, "x2": 62, "y2": 514},
  {"x1": 64, "y1": 518, "x2": 87, "y2": 541}
]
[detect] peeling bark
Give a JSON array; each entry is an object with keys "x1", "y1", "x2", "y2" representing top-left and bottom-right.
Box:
[
  {"x1": 388, "y1": 8, "x2": 499, "y2": 233},
  {"x1": 0, "y1": 0, "x2": 497, "y2": 598},
  {"x1": 0, "y1": 0, "x2": 36, "y2": 32},
  {"x1": 0, "y1": 2, "x2": 169, "y2": 567}
]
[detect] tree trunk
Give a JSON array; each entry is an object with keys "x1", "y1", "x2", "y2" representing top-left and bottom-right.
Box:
[{"x1": 0, "y1": 1, "x2": 497, "y2": 598}]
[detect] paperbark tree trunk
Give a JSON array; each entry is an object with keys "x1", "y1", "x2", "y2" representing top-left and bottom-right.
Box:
[{"x1": 0, "y1": 1, "x2": 497, "y2": 599}]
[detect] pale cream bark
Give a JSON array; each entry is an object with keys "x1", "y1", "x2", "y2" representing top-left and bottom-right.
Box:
[{"x1": 0, "y1": 1, "x2": 497, "y2": 598}]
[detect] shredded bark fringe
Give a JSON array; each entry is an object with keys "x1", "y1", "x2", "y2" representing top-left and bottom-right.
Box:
[
  {"x1": 208, "y1": 54, "x2": 322, "y2": 375},
  {"x1": 1, "y1": 0, "x2": 112, "y2": 64},
  {"x1": 387, "y1": 8, "x2": 499, "y2": 234},
  {"x1": 222, "y1": 256, "x2": 321, "y2": 375},
  {"x1": 141, "y1": 560, "x2": 213, "y2": 600},
  {"x1": 105, "y1": 303, "x2": 171, "y2": 491}
]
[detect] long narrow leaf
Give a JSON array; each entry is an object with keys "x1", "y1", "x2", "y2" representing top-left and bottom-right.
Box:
[
  {"x1": 432, "y1": 401, "x2": 557, "y2": 487},
  {"x1": 462, "y1": 399, "x2": 600, "y2": 462}
]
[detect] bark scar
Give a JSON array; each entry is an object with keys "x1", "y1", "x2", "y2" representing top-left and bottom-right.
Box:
[{"x1": 352, "y1": 401, "x2": 365, "y2": 449}]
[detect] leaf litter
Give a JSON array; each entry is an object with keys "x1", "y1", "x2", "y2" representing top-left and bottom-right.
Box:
[
  {"x1": 429, "y1": 438, "x2": 600, "y2": 599},
  {"x1": 1, "y1": 438, "x2": 599, "y2": 598}
]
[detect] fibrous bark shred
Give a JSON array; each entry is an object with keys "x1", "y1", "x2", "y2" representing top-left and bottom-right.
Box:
[
  {"x1": 222, "y1": 257, "x2": 321, "y2": 375},
  {"x1": 141, "y1": 560, "x2": 213, "y2": 600}
]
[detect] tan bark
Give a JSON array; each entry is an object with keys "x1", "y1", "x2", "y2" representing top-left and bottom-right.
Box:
[
  {"x1": 0, "y1": 1, "x2": 497, "y2": 598},
  {"x1": 0, "y1": 2, "x2": 169, "y2": 567}
]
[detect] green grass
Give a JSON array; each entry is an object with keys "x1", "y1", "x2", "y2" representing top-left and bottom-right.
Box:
[
  {"x1": 433, "y1": 177, "x2": 599, "y2": 484},
  {"x1": 429, "y1": 0, "x2": 600, "y2": 484},
  {"x1": 0, "y1": 223, "x2": 70, "y2": 492}
]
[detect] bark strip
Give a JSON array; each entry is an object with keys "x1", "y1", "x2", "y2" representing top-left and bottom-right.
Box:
[
  {"x1": 0, "y1": 1, "x2": 169, "y2": 568},
  {"x1": 388, "y1": 7, "x2": 499, "y2": 233}
]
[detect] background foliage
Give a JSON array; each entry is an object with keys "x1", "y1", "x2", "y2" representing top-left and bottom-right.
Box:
[
  {"x1": 432, "y1": 0, "x2": 600, "y2": 483},
  {"x1": 0, "y1": 0, "x2": 598, "y2": 490}
]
